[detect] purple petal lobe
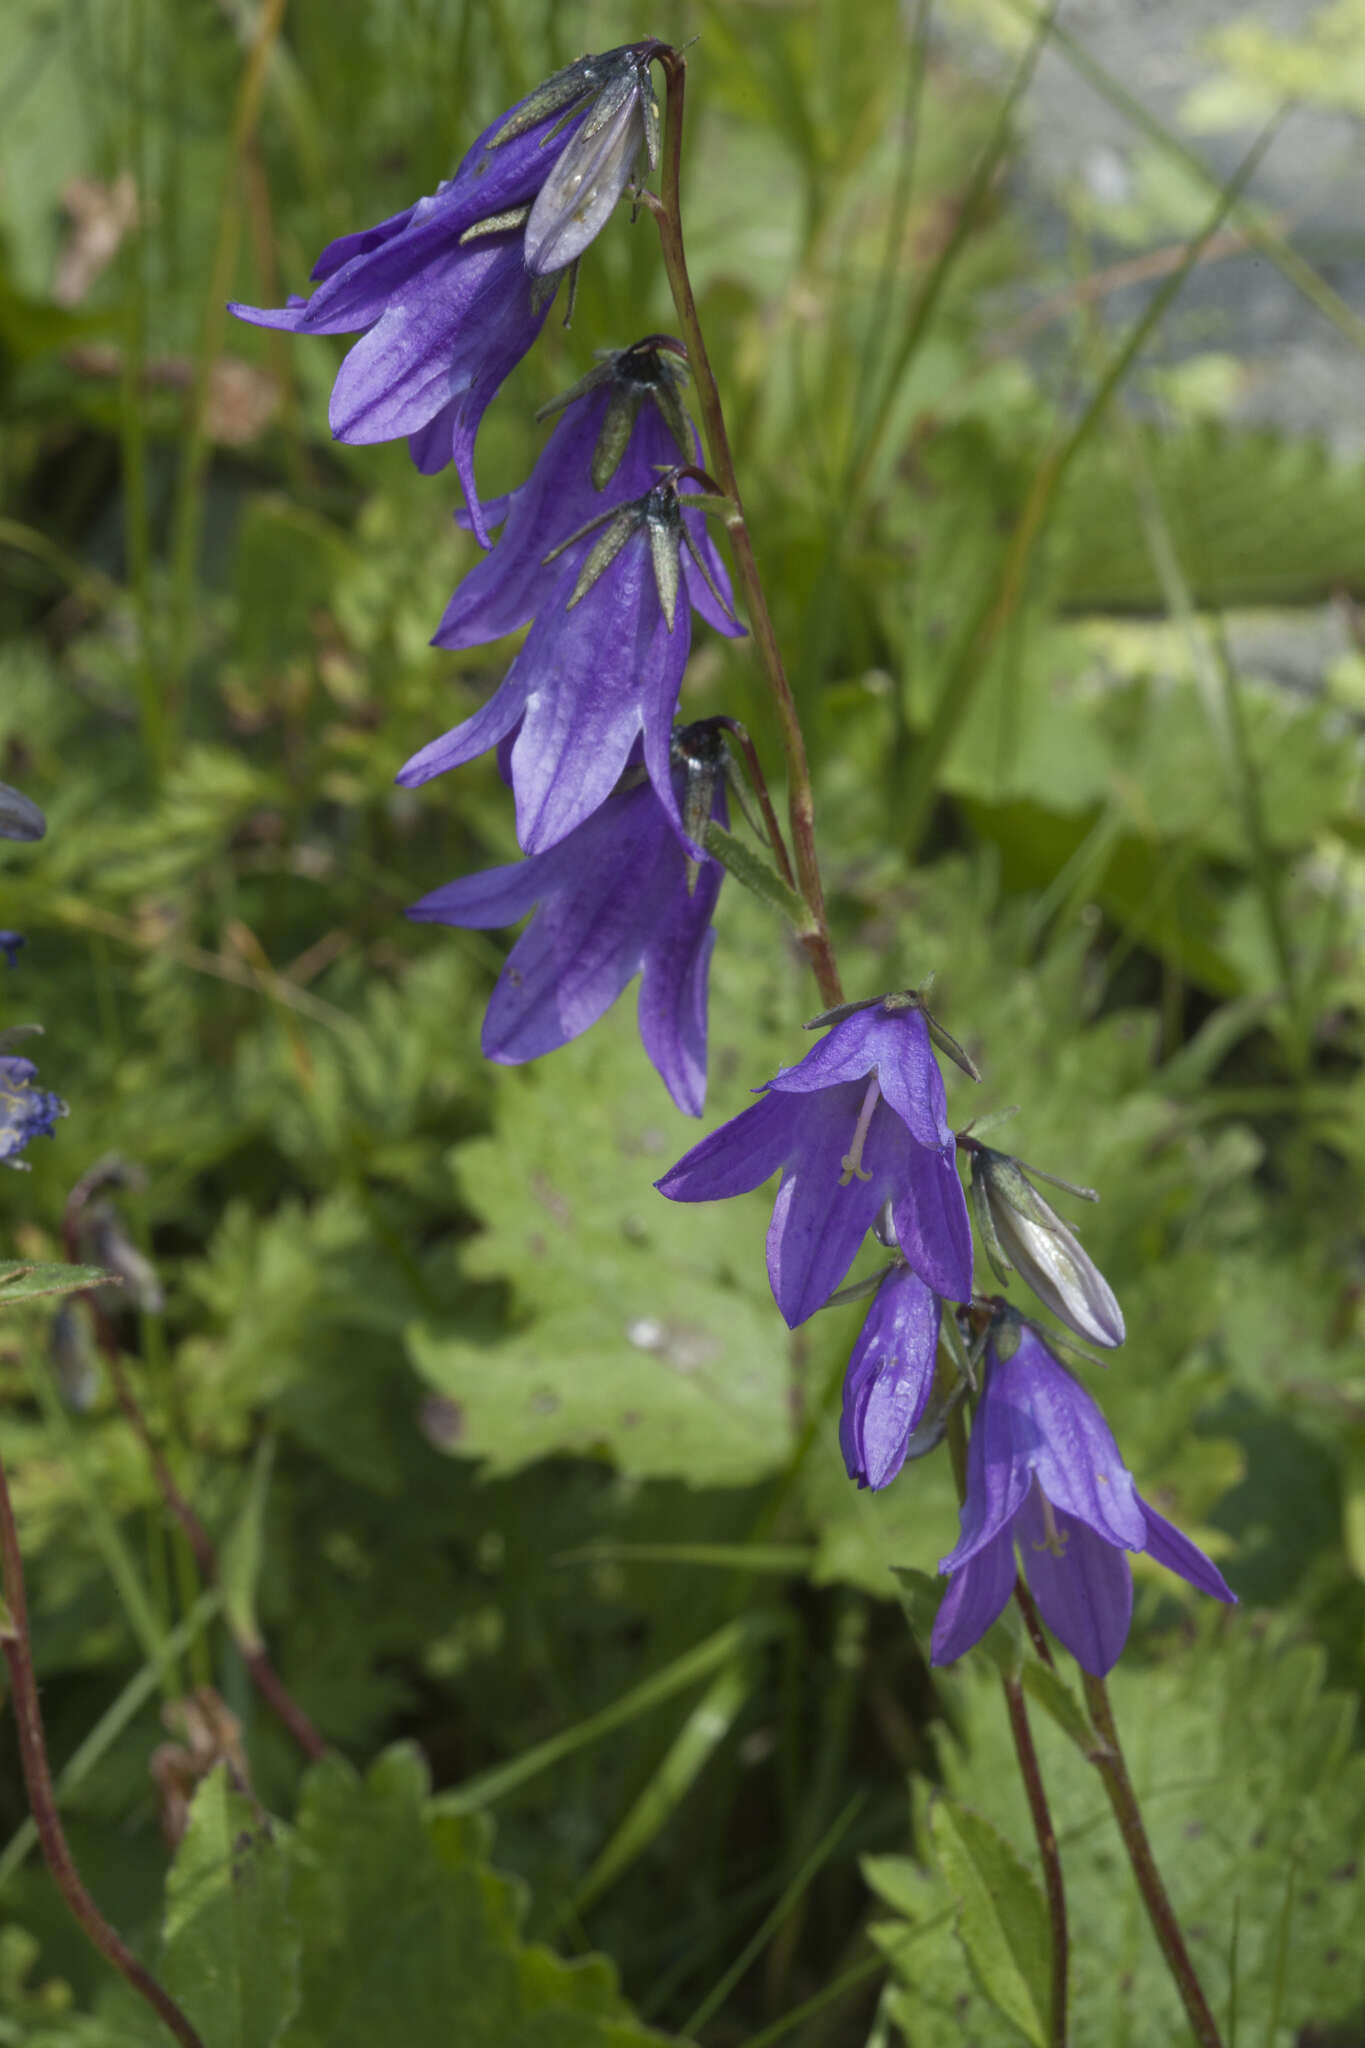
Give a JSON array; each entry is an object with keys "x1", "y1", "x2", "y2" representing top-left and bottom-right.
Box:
[
  {"x1": 1139, "y1": 1503, "x2": 1237, "y2": 1604},
  {"x1": 1004, "y1": 1330, "x2": 1147, "y2": 1549},
  {"x1": 1019, "y1": 1492, "x2": 1133, "y2": 1675},
  {"x1": 931, "y1": 1527, "x2": 1017, "y2": 1666},
  {"x1": 395, "y1": 668, "x2": 529, "y2": 789},
  {"x1": 890, "y1": 1143, "x2": 974, "y2": 1301},
  {"x1": 657, "y1": 1090, "x2": 801, "y2": 1203},
  {"x1": 765, "y1": 1085, "x2": 891, "y2": 1328}
]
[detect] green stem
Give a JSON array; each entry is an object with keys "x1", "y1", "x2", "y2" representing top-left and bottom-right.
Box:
[
  {"x1": 0, "y1": 1455, "x2": 205, "y2": 2048},
  {"x1": 648, "y1": 48, "x2": 842, "y2": 1008},
  {"x1": 1080, "y1": 1671, "x2": 1224, "y2": 2048}
]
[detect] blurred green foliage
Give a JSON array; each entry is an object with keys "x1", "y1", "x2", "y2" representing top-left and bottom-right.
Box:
[{"x1": 2, "y1": 0, "x2": 1365, "y2": 2041}]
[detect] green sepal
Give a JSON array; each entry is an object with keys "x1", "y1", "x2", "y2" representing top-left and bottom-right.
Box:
[{"x1": 700, "y1": 820, "x2": 817, "y2": 936}]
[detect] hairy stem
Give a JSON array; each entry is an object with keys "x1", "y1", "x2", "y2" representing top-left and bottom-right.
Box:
[
  {"x1": 648, "y1": 48, "x2": 842, "y2": 1007},
  {"x1": 1081, "y1": 1671, "x2": 1224, "y2": 2048},
  {"x1": 0, "y1": 1458, "x2": 205, "y2": 2048}
]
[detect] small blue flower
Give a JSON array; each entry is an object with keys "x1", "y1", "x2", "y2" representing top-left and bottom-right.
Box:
[
  {"x1": 229, "y1": 46, "x2": 659, "y2": 544},
  {"x1": 931, "y1": 1323, "x2": 1236, "y2": 1675},
  {"x1": 656, "y1": 999, "x2": 974, "y2": 1328},
  {"x1": 408, "y1": 732, "x2": 726, "y2": 1116},
  {"x1": 840, "y1": 1265, "x2": 941, "y2": 1490},
  {"x1": 0, "y1": 1054, "x2": 66, "y2": 1168},
  {"x1": 0, "y1": 933, "x2": 24, "y2": 969},
  {"x1": 397, "y1": 475, "x2": 738, "y2": 858}
]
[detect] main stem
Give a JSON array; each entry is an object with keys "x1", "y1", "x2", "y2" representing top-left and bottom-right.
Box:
[
  {"x1": 650, "y1": 49, "x2": 842, "y2": 1009},
  {"x1": 1081, "y1": 1672, "x2": 1225, "y2": 2048},
  {"x1": 0, "y1": 1457, "x2": 205, "y2": 2048}
]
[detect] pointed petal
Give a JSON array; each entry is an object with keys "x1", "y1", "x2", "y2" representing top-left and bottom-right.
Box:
[
  {"x1": 656, "y1": 1089, "x2": 801, "y2": 1203},
  {"x1": 394, "y1": 667, "x2": 529, "y2": 788},
  {"x1": 766, "y1": 1008, "x2": 884, "y2": 1094},
  {"x1": 939, "y1": 1371, "x2": 1033, "y2": 1574},
  {"x1": 681, "y1": 508, "x2": 744, "y2": 637},
  {"x1": 863, "y1": 1008, "x2": 952, "y2": 1147},
  {"x1": 406, "y1": 853, "x2": 551, "y2": 931},
  {"x1": 640, "y1": 602, "x2": 695, "y2": 852},
  {"x1": 890, "y1": 1143, "x2": 974, "y2": 1301},
  {"x1": 1006, "y1": 1331, "x2": 1147, "y2": 1549},
  {"x1": 1020, "y1": 1494, "x2": 1133, "y2": 1676},
  {"x1": 931, "y1": 1527, "x2": 1017, "y2": 1666},
  {"x1": 1138, "y1": 1503, "x2": 1237, "y2": 1604},
  {"x1": 766, "y1": 1084, "x2": 889, "y2": 1327},
  {"x1": 636, "y1": 844, "x2": 722, "y2": 1118}
]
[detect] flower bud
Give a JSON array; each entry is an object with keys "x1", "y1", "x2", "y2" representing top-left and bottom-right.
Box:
[
  {"x1": 968, "y1": 1145, "x2": 1125, "y2": 1349},
  {"x1": 0, "y1": 782, "x2": 45, "y2": 842}
]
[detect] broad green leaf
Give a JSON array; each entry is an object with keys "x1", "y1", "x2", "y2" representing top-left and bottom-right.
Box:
[
  {"x1": 149, "y1": 1767, "x2": 299, "y2": 2048},
  {"x1": 278, "y1": 1745, "x2": 678, "y2": 2048},
  {"x1": 928, "y1": 1799, "x2": 1051, "y2": 2047}
]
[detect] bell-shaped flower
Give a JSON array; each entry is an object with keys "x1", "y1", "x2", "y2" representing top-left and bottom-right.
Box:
[
  {"x1": 407, "y1": 731, "x2": 726, "y2": 1116},
  {"x1": 839, "y1": 1264, "x2": 942, "y2": 1490},
  {"x1": 656, "y1": 995, "x2": 974, "y2": 1328},
  {"x1": 931, "y1": 1323, "x2": 1235, "y2": 1676},
  {"x1": 0, "y1": 933, "x2": 24, "y2": 969},
  {"x1": 398, "y1": 475, "x2": 739, "y2": 858},
  {"x1": 433, "y1": 337, "x2": 716, "y2": 648},
  {"x1": 228, "y1": 44, "x2": 660, "y2": 542},
  {"x1": 1, "y1": 1053, "x2": 66, "y2": 1168},
  {"x1": 968, "y1": 1140, "x2": 1125, "y2": 1349}
]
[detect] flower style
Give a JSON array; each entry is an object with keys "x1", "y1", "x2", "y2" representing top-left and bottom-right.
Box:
[
  {"x1": 228, "y1": 45, "x2": 659, "y2": 543},
  {"x1": 931, "y1": 1323, "x2": 1235, "y2": 1675},
  {"x1": 656, "y1": 997, "x2": 974, "y2": 1328},
  {"x1": 433, "y1": 337, "x2": 719, "y2": 648},
  {"x1": 397, "y1": 476, "x2": 739, "y2": 857},
  {"x1": 407, "y1": 731, "x2": 727, "y2": 1116},
  {"x1": 0, "y1": 1054, "x2": 66, "y2": 1168},
  {"x1": 840, "y1": 1264, "x2": 942, "y2": 1490}
]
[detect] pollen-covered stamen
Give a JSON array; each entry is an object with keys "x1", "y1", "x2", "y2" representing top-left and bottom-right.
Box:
[
  {"x1": 1032, "y1": 1489, "x2": 1069, "y2": 1558},
  {"x1": 839, "y1": 1074, "x2": 882, "y2": 1186}
]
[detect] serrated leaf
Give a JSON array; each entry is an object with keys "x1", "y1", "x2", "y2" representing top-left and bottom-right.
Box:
[
  {"x1": 0, "y1": 1262, "x2": 109, "y2": 1304},
  {"x1": 928, "y1": 1798, "x2": 1051, "y2": 2047},
  {"x1": 278, "y1": 1744, "x2": 676, "y2": 2048}
]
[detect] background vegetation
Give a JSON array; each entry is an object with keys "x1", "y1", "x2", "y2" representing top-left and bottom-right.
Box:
[{"x1": 2, "y1": 0, "x2": 1364, "y2": 2040}]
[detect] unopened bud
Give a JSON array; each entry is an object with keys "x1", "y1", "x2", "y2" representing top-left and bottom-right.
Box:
[
  {"x1": 85, "y1": 1199, "x2": 164, "y2": 1313},
  {"x1": 50, "y1": 1303, "x2": 99, "y2": 1413},
  {"x1": 969, "y1": 1145, "x2": 1125, "y2": 1350}
]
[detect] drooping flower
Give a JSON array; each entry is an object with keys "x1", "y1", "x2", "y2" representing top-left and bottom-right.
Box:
[
  {"x1": 228, "y1": 45, "x2": 660, "y2": 542},
  {"x1": 397, "y1": 475, "x2": 739, "y2": 858},
  {"x1": 0, "y1": 933, "x2": 24, "y2": 969},
  {"x1": 839, "y1": 1264, "x2": 942, "y2": 1490},
  {"x1": 0, "y1": 1054, "x2": 66, "y2": 1168},
  {"x1": 656, "y1": 995, "x2": 974, "y2": 1328},
  {"x1": 931, "y1": 1322, "x2": 1235, "y2": 1676},
  {"x1": 967, "y1": 1140, "x2": 1125, "y2": 1348},
  {"x1": 408, "y1": 726, "x2": 727, "y2": 1116},
  {"x1": 432, "y1": 337, "x2": 725, "y2": 649}
]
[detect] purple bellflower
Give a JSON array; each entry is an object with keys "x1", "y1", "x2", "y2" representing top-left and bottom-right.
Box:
[
  {"x1": 397, "y1": 473, "x2": 740, "y2": 858},
  {"x1": 433, "y1": 337, "x2": 709, "y2": 644},
  {"x1": 228, "y1": 45, "x2": 659, "y2": 544},
  {"x1": 0, "y1": 1054, "x2": 66, "y2": 1168},
  {"x1": 931, "y1": 1322, "x2": 1236, "y2": 1675},
  {"x1": 407, "y1": 726, "x2": 727, "y2": 1116},
  {"x1": 656, "y1": 996, "x2": 974, "y2": 1328},
  {"x1": 840, "y1": 1264, "x2": 942, "y2": 1490},
  {"x1": 0, "y1": 933, "x2": 24, "y2": 969}
]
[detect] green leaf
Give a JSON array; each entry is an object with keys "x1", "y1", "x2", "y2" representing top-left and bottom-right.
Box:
[
  {"x1": 278, "y1": 1745, "x2": 678, "y2": 2048},
  {"x1": 928, "y1": 1798, "x2": 1051, "y2": 2047},
  {"x1": 0, "y1": 1262, "x2": 109, "y2": 1305},
  {"x1": 154, "y1": 1767, "x2": 299, "y2": 2048},
  {"x1": 406, "y1": 983, "x2": 801, "y2": 1486}
]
